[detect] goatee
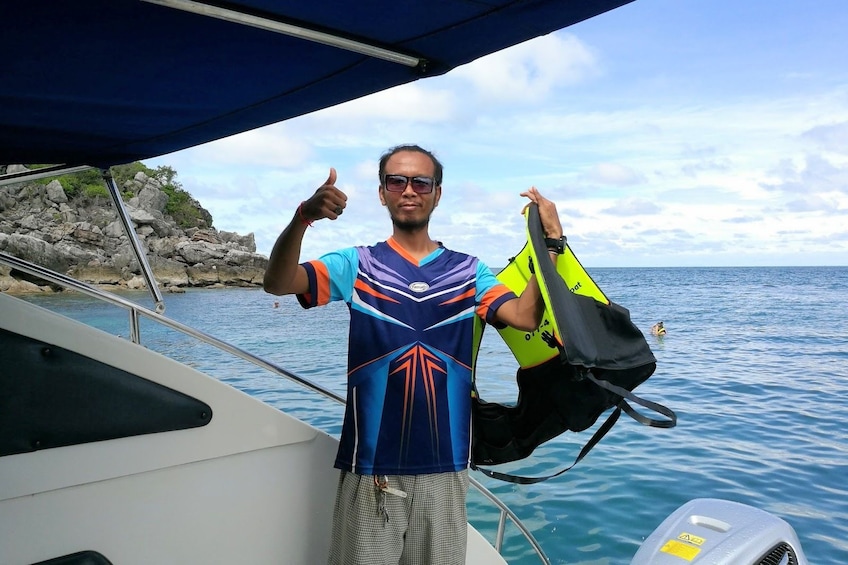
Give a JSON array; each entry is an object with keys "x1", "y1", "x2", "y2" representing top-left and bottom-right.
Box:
[{"x1": 391, "y1": 216, "x2": 429, "y2": 232}]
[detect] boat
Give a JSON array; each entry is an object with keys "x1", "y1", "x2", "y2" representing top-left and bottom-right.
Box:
[{"x1": 0, "y1": 1, "x2": 811, "y2": 563}]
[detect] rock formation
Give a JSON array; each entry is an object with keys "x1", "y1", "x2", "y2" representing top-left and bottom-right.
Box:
[{"x1": 0, "y1": 168, "x2": 268, "y2": 293}]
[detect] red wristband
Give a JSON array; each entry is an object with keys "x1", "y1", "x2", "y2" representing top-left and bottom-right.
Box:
[{"x1": 297, "y1": 201, "x2": 313, "y2": 227}]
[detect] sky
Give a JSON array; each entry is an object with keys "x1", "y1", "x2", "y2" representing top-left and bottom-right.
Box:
[{"x1": 147, "y1": 0, "x2": 848, "y2": 268}]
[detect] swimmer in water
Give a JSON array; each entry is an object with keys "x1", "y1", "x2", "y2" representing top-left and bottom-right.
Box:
[{"x1": 651, "y1": 321, "x2": 666, "y2": 336}]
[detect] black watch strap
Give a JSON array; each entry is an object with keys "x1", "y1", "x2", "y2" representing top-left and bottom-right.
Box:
[{"x1": 544, "y1": 236, "x2": 566, "y2": 255}]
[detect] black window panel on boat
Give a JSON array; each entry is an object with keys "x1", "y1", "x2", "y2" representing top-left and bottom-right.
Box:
[
  {"x1": 32, "y1": 551, "x2": 114, "y2": 565},
  {"x1": 0, "y1": 328, "x2": 212, "y2": 458}
]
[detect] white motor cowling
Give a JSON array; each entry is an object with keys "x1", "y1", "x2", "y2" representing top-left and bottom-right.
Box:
[{"x1": 630, "y1": 498, "x2": 809, "y2": 565}]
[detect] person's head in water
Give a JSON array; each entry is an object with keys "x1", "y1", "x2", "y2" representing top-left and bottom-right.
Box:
[
  {"x1": 377, "y1": 144, "x2": 443, "y2": 232},
  {"x1": 651, "y1": 321, "x2": 666, "y2": 336}
]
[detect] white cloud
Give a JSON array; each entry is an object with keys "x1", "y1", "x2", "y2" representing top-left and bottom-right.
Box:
[
  {"x1": 186, "y1": 124, "x2": 313, "y2": 168},
  {"x1": 452, "y1": 33, "x2": 600, "y2": 103},
  {"x1": 602, "y1": 198, "x2": 662, "y2": 217},
  {"x1": 802, "y1": 120, "x2": 848, "y2": 153},
  {"x1": 310, "y1": 83, "x2": 457, "y2": 123},
  {"x1": 585, "y1": 162, "x2": 645, "y2": 185}
]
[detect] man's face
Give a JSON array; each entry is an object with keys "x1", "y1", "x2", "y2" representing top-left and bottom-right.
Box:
[{"x1": 378, "y1": 150, "x2": 442, "y2": 231}]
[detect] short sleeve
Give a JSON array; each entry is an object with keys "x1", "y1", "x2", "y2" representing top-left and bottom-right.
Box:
[
  {"x1": 296, "y1": 247, "x2": 359, "y2": 308},
  {"x1": 474, "y1": 260, "x2": 517, "y2": 327}
]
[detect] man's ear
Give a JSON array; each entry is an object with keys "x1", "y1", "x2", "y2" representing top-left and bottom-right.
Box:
[
  {"x1": 434, "y1": 185, "x2": 442, "y2": 207},
  {"x1": 378, "y1": 185, "x2": 386, "y2": 206}
]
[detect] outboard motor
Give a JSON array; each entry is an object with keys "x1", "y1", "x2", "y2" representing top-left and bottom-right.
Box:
[{"x1": 630, "y1": 498, "x2": 809, "y2": 565}]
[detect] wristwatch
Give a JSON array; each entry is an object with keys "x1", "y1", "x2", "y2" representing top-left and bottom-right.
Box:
[{"x1": 544, "y1": 236, "x2": 566, "y2": 255}]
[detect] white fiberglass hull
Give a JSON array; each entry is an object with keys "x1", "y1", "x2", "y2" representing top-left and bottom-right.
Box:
[{"x1": 0, "y1": 293, "x2": 505, "y2": 564}]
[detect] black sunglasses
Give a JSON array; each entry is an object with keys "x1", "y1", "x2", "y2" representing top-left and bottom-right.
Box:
[{"x1": 382, "y1": 174, "x2": 436, "y2": 194}]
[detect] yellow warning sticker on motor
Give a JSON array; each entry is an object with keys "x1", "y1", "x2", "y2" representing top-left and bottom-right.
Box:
[
  {"x1": 660, "y1": 539, "x2": 701, "y2": 561},
  {"x1": 677, "y1": 532, "x2": 706, "y2": 546}
]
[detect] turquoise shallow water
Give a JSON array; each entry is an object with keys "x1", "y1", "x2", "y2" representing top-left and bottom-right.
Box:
[{"x1": 22, "y1": 266, "x2": 848, "y2": 564}]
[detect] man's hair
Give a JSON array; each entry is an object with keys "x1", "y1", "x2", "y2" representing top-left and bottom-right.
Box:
[{"x1": 378, "y1": 144, "x2": 443, "y2": 186}]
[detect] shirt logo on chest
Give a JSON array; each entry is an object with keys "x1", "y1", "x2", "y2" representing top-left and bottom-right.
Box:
[{"x1": 408, "y1": 281, "x2": 430, "y2": 293}]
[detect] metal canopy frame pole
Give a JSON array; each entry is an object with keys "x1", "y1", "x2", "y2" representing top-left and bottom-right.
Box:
[
  {"x1": 0, "y1": 165, "x2": 92, "y2": 188},
  {"x1": 1, "y1": 165, "x2": 164, "y2": 313},
  {"x1": 101, "y1": 169, "x2": 166, "y2": 314},
  {"x1": 141, "y1": 0, "x2": 424, "y2": 69}
]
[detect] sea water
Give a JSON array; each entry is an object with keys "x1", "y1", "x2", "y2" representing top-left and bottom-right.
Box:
[{"x1": 20, "y1": 266, "x2": 848, "y2": 564}]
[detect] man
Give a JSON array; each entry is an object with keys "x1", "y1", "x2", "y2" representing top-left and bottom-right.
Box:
[{"x1": 263, "y1": 144, "x2": 563, "y2": 565}]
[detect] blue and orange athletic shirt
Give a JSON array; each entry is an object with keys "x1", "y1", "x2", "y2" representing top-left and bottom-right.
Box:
[{"x1": 297, "y1": 238, "x2": 516, "y2": 476}]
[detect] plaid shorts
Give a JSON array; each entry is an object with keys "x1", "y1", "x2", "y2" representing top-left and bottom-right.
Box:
[{"x1": 327, "y1": 470, "x2": 470, "y2": 565}]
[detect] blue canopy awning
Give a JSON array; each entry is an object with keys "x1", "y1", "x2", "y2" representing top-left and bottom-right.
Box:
[{"x1": 1, "y1": 0, "x2": 633, "y2": 168}]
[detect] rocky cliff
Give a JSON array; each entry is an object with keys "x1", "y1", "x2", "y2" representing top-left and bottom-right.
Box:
[{"x1": 0, "y1": 167, "x2": 269, "y2": 293}]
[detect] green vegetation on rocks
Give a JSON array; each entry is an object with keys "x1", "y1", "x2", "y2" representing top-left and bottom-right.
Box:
[{"x1": 31, "y1": 162, "x2": 212, "y2": 229}]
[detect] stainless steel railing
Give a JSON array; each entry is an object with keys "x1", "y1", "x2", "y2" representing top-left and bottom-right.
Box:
[{"x1": 0, "y1": 250, "x2": 550, "y2": 564}]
